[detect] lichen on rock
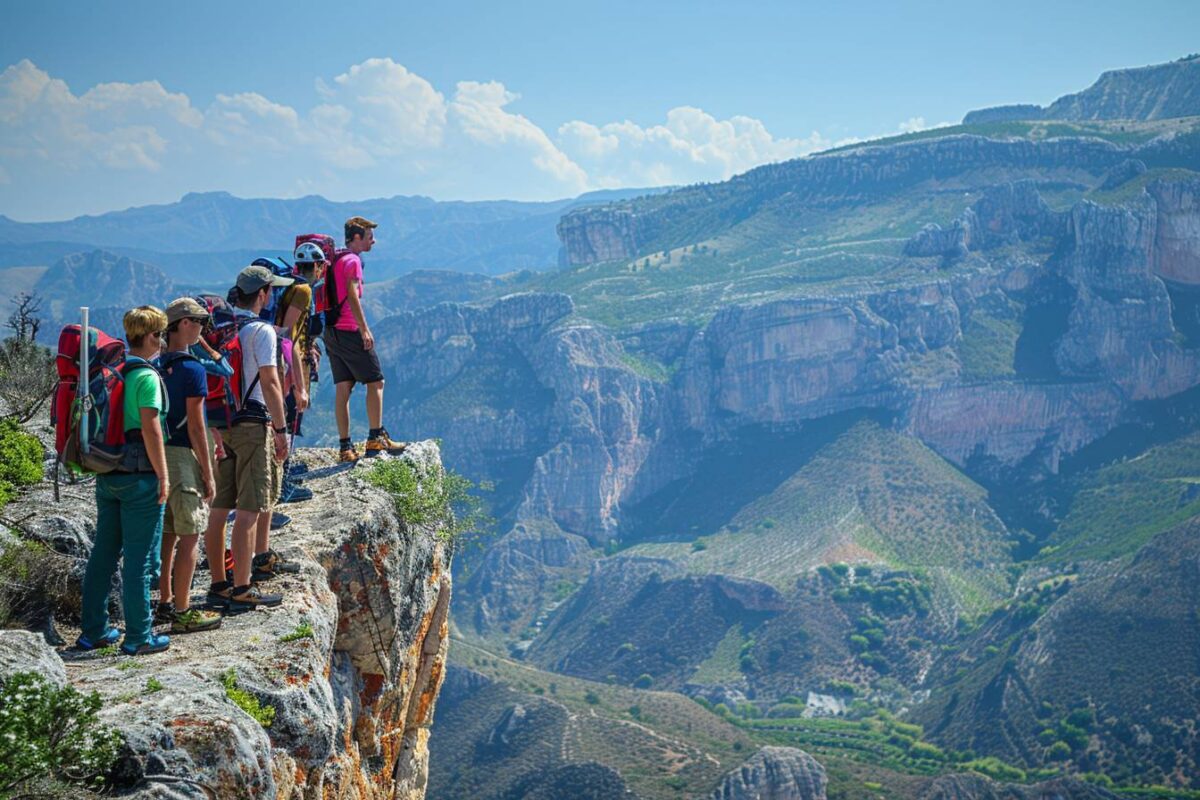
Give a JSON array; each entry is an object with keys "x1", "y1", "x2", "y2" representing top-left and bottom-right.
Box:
[{"x1": 2, "y1": 441, "x2": 452, "y2": 800}]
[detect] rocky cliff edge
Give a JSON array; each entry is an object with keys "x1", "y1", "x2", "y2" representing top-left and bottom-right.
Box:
[{"x1": 0, "y1": 441, "x2": 452, "y2": 800}]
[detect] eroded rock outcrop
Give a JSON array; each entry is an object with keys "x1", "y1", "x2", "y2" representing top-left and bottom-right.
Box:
[
  {"x1": 920, "y1": 774, "x2": 1120, "y2": 799},
  {"x1": 710, "y1": 746, "x2": 827, "y2": 800},
  {"x1": 4, "y1": 444, "x2": 452, "y2": 800}
]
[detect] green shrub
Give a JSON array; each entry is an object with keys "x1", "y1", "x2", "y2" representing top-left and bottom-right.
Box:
[
  {"x1": 963, "y1": 756, "x2": 1026, "y2": 782},
  {"x1": 584, "y1": 691, "x2": 600, "y2": 705},
  {"x1": 0, "y1": 671, "x2": 122, "y2": 795},
  {"x1": 831, "y1": 562, "x2": 850, "y2": 577},
  {"x1": 633, "y1": 674, "x2": 653, "y2": 689},
  {"x1": 0, "y1": 418, "x2": 43, "y2": 509},
  {"x1": 0, "y1": 538, "x2": 76, "y2": 629},
  {"x1": 691, "y1": 539, "x2": 707, "y2": 552},
  {"x1": 280, "y1": 620, "x2": 315, "y2": 643},
  {"x1": 143, "y1": 677, "x2": 163, "y2": 694},
  {"x1": 220, "y1": 669, "x2": 274, "y2": 727},
  {"x1": 1046, "y1": 741, "x2": 1072, "y2": 761},
  {"x1": 364, "y1": 459, "x2": 492, "y2": 549},
  {"x1": 909, "y1": 741, "x2": 945, "y2": 761},
  {"x1": 848, "y1": 634, "x2": 870, "y2": 653}
]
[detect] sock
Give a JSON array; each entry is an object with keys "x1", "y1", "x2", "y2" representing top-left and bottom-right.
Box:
[
  {"x1": 368, "y1": 427, "x2": 383, "y2": 439},
  {"x1": 339, "y1": 437, "x2": 352, "y2": 450}
]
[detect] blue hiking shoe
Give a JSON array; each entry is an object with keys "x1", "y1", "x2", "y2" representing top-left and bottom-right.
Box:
[
  {"x1": 75, "y1": 628, "x2": 121, "y2": 651},
  {"x1": 121, "y1": 634, "x2": 170, "y2": 656}
]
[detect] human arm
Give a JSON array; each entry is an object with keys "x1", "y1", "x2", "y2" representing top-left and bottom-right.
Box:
[
  {"x1": 259, "y1": 366, "x2": 290, "y2": 463},
  {"x1": 140, "y1": 407, "x2": 170, "y2": 504},
  {"x1": 190, "y1": 341, "x2": 234, "y2": 379},
  {"x1": 346, "y1": 278, "x2": 372, "y2": 350},
  {"x1": 186, "y1": 396, "x2": 215, "y2": 502}
]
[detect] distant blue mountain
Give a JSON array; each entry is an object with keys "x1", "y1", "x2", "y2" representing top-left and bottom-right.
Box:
[{"x1": 0, "y1": 187, "x2": 661, "y2": 279}]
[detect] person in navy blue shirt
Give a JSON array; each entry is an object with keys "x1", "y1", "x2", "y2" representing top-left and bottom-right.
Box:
[{"x1": 155, "y1": 298, "x2": 223, "y2": 634}]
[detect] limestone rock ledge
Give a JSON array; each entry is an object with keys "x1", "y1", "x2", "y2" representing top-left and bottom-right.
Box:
[{"x1": 12, "y1": 441, "x2": 452, "y2": 800}]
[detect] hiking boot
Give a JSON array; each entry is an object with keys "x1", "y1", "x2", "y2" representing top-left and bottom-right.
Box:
[
  {"x1": 252, "y1": 550, "x2": 302, "y2": 582},
  {"x1": 121, "y1": 634, "x2": 170, "y2": 656},
  {"x1": 228, "y1": 585, "x2": 283, "y2": 613},
  {"x1": 364, "y1": 429, "x2": 407, "y2": 457},
  {"x1": 278, "y1": 479, "x2": 313, "y2": 504},
  {"x1": 170, "y1": 607, "x2": 223, "y2": 634},
  {"x1": 287, "y1": 462, "x2": 309, "y2": 477},
  {"x1": 339, "y1": 446, "x2": 361, "y2": 464},
  {"x1": 154, "y1": 600, "x2": 175, "y2": 625},
  {"x1": 76, "y1": 628, "x2": 121, "y2": 651},
  {"x1": 206, "y1": 581, "x2": 234, "y2": 609}
]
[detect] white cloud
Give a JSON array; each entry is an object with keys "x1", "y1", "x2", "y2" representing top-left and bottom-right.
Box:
[
  {"x1": 0, "y1": 57, "x2": 870, "y2": 219},
  {"x1": 558, "y1": 106, "x2": 830, "y2": 188},
  {"x1": 0, "y1": 59, "x2": 197, "y2": 172},
  {"x1": 451, "y1": 81, "x2": 587, "y2": 190}
]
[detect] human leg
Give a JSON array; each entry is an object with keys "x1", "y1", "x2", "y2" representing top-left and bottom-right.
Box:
[
  {"x1": 79, "y1": 476, "x2": 124, "y2": 644},
  {"x1": 116, "y1": 473, "x2": 165, "y2": 650}
]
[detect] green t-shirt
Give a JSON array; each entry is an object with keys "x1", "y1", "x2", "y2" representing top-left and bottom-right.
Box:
[{"x1": 123, "y1": 364, "x2": 164, "y2": 432}]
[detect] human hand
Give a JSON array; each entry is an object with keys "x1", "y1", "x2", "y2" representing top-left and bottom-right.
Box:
[
  {"x1": 274, "y1": 432, "x2": 289, "y2": 463},
  {"x1": 202, "y1": 475, "x2": 215, "y2": 504},
  {"x1": 296, "y1": 389, "x2": 309, "y2": 413},
  {"x1": 362, "y1": 329, "x2": 375, "y2": 351},
  {"x1": 158, "y1": 477, "x2": 170, "y2": 505},
  {"x1": 212, "y1": 428, "x2": 225, "y2": 459}
]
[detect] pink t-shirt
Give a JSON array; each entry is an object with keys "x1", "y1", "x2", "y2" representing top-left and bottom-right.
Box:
[{"x1": 332, "y1": 252, "x2": 364, "y2": 331}]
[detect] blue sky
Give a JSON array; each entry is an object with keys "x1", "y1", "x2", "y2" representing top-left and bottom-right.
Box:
[{"x1": 1, "y1": 0, "x2": 1196, "y2": 220}]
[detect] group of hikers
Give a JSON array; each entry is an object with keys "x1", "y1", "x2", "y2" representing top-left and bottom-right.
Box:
[{"x1": 70, "y1": 216, "x2": 406, "y2": 656}]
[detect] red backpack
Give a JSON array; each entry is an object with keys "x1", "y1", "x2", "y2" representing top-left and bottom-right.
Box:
[
  {"x1": 198, "y1": 298, "x2": 275, "y2": 429},
  {"x1": 324, "y1": 248, "x2": 353, "y2": 328},
  {"x1": 51, "y1": 324, "x2": 163, "y2": 475},
  {"x1": 295, "y1": 233, "x2": 336, "y2": 266}
]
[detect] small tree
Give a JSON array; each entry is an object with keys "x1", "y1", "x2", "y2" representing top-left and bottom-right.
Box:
[{"x1": 0, "y1": 292, "x2": 56, "y2": 423}]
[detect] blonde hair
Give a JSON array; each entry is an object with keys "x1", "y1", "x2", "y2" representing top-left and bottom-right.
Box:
[{"x1": 123, "y1": 305, "x2": 168, "y2": 347}]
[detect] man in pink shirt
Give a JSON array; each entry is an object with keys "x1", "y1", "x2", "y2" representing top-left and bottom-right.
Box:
[{"x1": 323, "y1": 216, "x2": 406, "y2": 461}]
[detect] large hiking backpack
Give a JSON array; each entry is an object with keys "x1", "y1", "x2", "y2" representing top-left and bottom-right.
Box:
[
  {"x1": 323, "y1": 248, "x2": 354, "y2": 328},
  {"x1": 294, "y1": 234, "x2": 335, "y2": 338},
  {"x1": 203, "y1": 307, "x2": 277, "y2": 430},
  {"x1": 295, "y1": 233, "x2": 336, "y2": 266},
  {"x1": 194, "y1": 294, "x2": 239, "y2": 429},
  {"x1": 252, "y1": 256, "x2": 294, "y2": 324},
  {"x1": 51, "y1": 324, "x2": 164, "y2": 476}
]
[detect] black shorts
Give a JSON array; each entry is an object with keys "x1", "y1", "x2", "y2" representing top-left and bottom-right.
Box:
[{"x1": 323, "y1": 328, "x2": 384, "y2": 385}]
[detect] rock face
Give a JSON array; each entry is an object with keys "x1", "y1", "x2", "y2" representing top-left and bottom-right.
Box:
[
  {"x1": 920, "y1": 774, "x2": 1120, "y2": 799},
  {"x1": 395, "y1": 176, "x2": 1200, "y2": 640},
  {"x1": 0, "y1": 629, "x2": 67, "y2": 687},
  {"x1": 964, "y1": 55, "x2": 1200, "y2": 123},
  {"x1": 710, "y1": 746, "x2": 827, "y2": 800},
  {"x1": 558, "y1": 135, "x2": 1127, "y2": 266},
  {"x1": 34, "y1": 249, "x2": 177, "y2": 333},
  {"x1": 528, "y1": 557, "x2": 785, "y2": 688},
  {"x1": 5, "y1": 444, "x2": 452, "y2": 800}
]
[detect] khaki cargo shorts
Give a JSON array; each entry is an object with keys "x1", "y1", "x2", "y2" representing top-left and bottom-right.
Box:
[
  {"x1": 163, "y1": 445, "x2": 208, "y2": 535},
  {"x1": 214, "y1": 422, "x2": 273, "y2": 513}
]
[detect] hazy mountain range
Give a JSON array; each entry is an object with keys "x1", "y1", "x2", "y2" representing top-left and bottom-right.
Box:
[{"x1": 5, "y1": 55, "x2": 1200, "y2": 800}]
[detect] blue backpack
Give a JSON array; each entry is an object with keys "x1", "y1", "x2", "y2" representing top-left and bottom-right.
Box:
[{"x1": 251, "y1": 257, "x2": 295, "y2": 324}]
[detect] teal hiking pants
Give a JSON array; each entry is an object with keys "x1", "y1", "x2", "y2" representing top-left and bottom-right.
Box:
[{"x1": 80, "y1": 472, "x2": 164, "y2": 649}]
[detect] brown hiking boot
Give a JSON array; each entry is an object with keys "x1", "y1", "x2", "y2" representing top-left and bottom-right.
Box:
[
  {"x1": 170, "y1": 607, "x2": 223, "y2": 634},
  {"x1": 228, "y1": 585, "x2": 283, "y2": 613},
  {"x1": 364, "y1": 429, "x2": 407, "y2": 457},
  {"x1": 339, "y1": 446, "x2": 361, "y2": 464}
]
